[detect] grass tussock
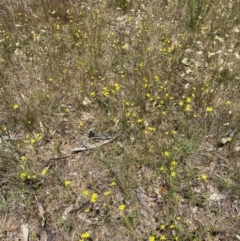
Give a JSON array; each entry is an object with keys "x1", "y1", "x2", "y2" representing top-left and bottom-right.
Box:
[{"x1": 1, "y1": 0, "x2": 240, "y2": 240}]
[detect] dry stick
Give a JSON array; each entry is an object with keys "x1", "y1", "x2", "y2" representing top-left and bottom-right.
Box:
[{"x1": 135, "y1": 188, "x2": 159, "y2": 221}]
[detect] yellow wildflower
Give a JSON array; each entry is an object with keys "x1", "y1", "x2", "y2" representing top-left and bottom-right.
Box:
[
  {"x1": 160, "y1": 224, "x2": 165, "y2": 230},
  {"x1": 104, "y1": 191, "x2": 111, "y2": 196},
  {"x1": 78, "y1": 121, "x2": 84, "y2": 129},
  {"x1": 146, "y1": 93, "x2": 151, "y2": 98},
  {"x1": 201, "y1": 174, "x2": 207, "y2": 181},
  {"x1": 90, "y1": 91, "x2": 95, "y2": 97},
  {"x1": 65, "y1": 180, "x2": 71, "y2": 186},
  {"x1": 30, "y1": 138, "x2": 36, "y2": 144},
  {"x1": 13, "y1": 104, "x2": 19, "y2": 109},
  {"x1": 41, "y1": 168, "x2": 47, "y2": 176},
  {"x1": 171, "y1": 160, "x2": 178, "y2": 166},
  {"x1": 114, "y1": 83, "x2": 120, "y2": 91},
  {"x1": 171, "y1": 171, "x2": 176, "y2": 177},
  {"x1": 90, "y1": 193, "x2": 98, "y2": 203},
  {"x1": 56, "y1": 24, "x2": 60, "y2": 30},
  {"x1": 171, "y1": 130, "x2": 177, "y2": 135},
  {"x1": 20, "y1": 172, "x2": 26, "y2": 179},
  {"x1": 20, "y1": 156, "x2": 26, "y2": 161},
  {"x1": 160, "y1": 235, "x2": 166, "y2": 240},
  {"x1": 80, "y1": 231, "x2": 90, "y2": 239},
  {"x1": 102, "y1": 87, "x2": 109, "y2": 97},
  {"x1": 179, "y1": 101, "x2": 184, "y2": 106},
  {"x1": 164, "y1": 151, "x2": 170, "y2": 157},
  {"x1": 185, "y1": 104, "x2": 191, "y2": 112},
  {"x1": 35, "y1": 133, "x2": 42, "y2": 140},
  {"x1": 148, "y1": 127, "x2": 156, "y2": 132},
  {"x1": 119, "y1": 204, "x2": 125, "y2": 211},
  {"x1": 84, "y1": 208, "x2": 90, "y2": 213},
  {"x1": 149, "y1": 236, "x2": 155, "y2": 241},
  {"x1": 160, "y1": 166, "x2": 165, "y2": 171},
  {"x1": 82, "y1": 190, "x2": 89, "y2": 197},
  {"x1": 110, "y1": 181, "x2": 116, "y2": 187},
  {"x1": 206, "y1": 107, "x2": 213, "y2": 112}
]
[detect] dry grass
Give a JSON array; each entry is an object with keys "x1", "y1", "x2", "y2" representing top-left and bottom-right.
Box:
[{"x1": 1, "y1": 0, "x2": 240, "y2": 240}]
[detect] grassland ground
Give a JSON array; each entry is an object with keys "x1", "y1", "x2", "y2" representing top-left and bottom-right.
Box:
[{"x1": 1, "y1": 0, "x2": 240, "y2": 240}]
